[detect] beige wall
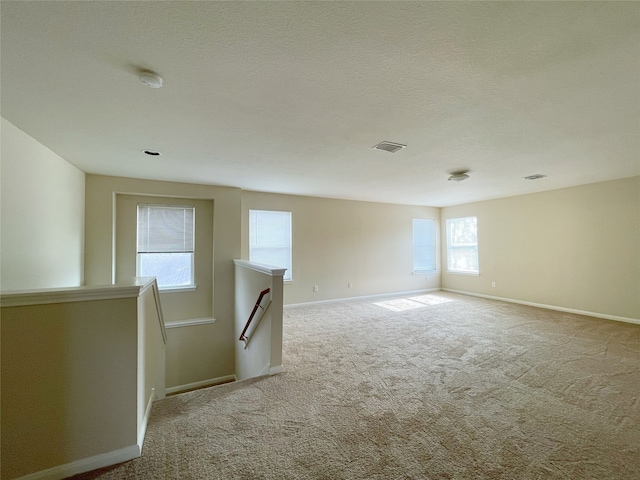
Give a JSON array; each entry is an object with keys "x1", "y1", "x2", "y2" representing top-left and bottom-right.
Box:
[
  {"x1": 84, "y1": 175, "x2": 242, "y2": 387},
  {"x1": 242, "y1": 191, "x2": 440, "y2": 305},
  {"x1": 0, "y1": 117, "x2": 85, "y2": 290},
  {"x1": 441, "y1": 177, "x2": 640, "y2": 320},
  {"x1": 1, "y1": 298, "x2": 139, "y2": 479},
  {"x1": 234, "y1": 262, "x2": 283, "y2": 381},
  {"x1": 164, "y1": 322, "x2": 222, "y2": 389}
]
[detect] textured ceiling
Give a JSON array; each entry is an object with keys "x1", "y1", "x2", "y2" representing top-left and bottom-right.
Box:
[{"x1": 1, "y1": 1, "x2": 638, "y2": 207}]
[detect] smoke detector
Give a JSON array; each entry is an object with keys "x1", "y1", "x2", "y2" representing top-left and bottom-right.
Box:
[
  {"x1": 372, "y1": 141, "x2": 406, "y2": 153},
  {"x1": 448, "y1": 171, "x2": 470, "y2": 182},
  {"x1": 138, "y1": 69, "x2": 163, "y2": 88}
]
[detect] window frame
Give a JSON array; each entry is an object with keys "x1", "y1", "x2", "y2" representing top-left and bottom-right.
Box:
[
  {"x1": 412, "y1": 218, "x2": 436, "y2": 274},
  {"x1": 446, "y1": 216, "x2": 479, "y2": 275},
  {"x1": 136, "y1": 204, "x2": 196, "y2": 290},
  {"x1": 249, "y1": 209, "x2": 293, "y2": 281}
]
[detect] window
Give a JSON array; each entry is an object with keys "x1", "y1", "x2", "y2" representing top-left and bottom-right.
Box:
[
  {"x1": 137, "y1": 205, "x2": 195, "y2": 288},
  {"x1": 413, "y1": 219, "x2": 436, "y2": 273},
  {"x1": 446, "y1": 216, "x2": 479, "y2": 274},
  {"x1": 249, "y1": 209, "x2": 292, "y2": 281}
]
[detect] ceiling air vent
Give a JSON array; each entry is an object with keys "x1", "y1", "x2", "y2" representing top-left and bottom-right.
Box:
[
  {"x1": 372, "y1": 141, "x2": 406, "y2": 153},
  {"x1": 523, "y1": 174, "x2": 547, "y2": 180}
]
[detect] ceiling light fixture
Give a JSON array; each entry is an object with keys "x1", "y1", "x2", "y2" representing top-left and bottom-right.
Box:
[
  {"x1": 138, "y1": 69, "x2": 163, "y2": 88},
  {"x1": 523, "y1": 174, "x2": 547, "y2": 180},
  {"x1": 372, "y1": 141, "x2": 406, "y2": 153},
  {"x1": 448, "y1": 171, "x2": 470, "y2": 182}
]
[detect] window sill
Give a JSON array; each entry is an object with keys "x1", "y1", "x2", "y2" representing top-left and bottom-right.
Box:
[
  {"x1": 158, "y1": 285, "x2": 197, "y2": 293},
  {"x1": 446, "y1": 271, "x2": 479, "y2": 276},
  {"x1": 412, "y1": 271, "x2": 436, "y2": 276},
  {"x1": 165, "y1": 317, "x2": 216, "y2": 328}
]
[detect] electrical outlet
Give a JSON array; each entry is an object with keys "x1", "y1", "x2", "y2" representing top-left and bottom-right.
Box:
[
  {"x1": 313, "y1": 285, "x2": 319, "y2": 292},
  {"x1": 491, "y1": 281, "x2": 496, "y2": 288},
  {"x1": 348, "y1": 282, "x2": 352, "y2": 289}
]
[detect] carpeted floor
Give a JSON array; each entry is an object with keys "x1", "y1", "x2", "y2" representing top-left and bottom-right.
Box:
[{"x1": 71, "y1": 292, "x2": 640, "y2": 479}]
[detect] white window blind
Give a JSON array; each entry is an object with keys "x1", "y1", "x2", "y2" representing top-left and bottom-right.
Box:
[
  {"x1": 137, "y1": 205, "x2": 195, "y2": 288},
  {"x1": 413, "y1": 219, "x2": 436, "y2": 273},
  {"x1": 249, "y1": 209, "x2": 292, "y2": 281}
]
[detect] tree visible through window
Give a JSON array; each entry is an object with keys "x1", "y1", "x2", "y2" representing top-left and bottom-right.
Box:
[
  {"x1": 137, "y1": 205, "x2": 195, "y2": 288},
  {"x1": 446, "y1": 216, "x2": 479, "y2": 274},
  {"x1": 249, "y1": 209, "x2": 292, "y2": 281},
  {"x1": 413, "y1": 219, "x2": 436, "y2": 273}
]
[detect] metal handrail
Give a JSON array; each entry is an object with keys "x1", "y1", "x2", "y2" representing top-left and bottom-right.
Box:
[{"x1": 239, "y1": 288, "x2": 271, "y2": 342}]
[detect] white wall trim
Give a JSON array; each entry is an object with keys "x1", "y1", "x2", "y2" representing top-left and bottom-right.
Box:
[
  {"x1": 445, "y1": 270, "x2": 480, "y2": 276},
  {"x1": 158, "y1": 285, "x2": 197, "y2": 293},
  {"x1": 233, "y1": 259, "x2": 286, "y2": 277},
  {"x1": 165, "y1": 317, "x2": 216, "y2": 329},
  {"x1": 0, "y1": 277, "x2": 157, "y2": 307},
  {"x1": 285, "y1": 288, "x2": 439, "y2": 308},
  {"x1": 165, "y1": 374, "x2": 236, "y2": 395},
  {"x1": 269, "y1": 365, "x2": 285, "y2": 375},
  {"x1": 240, "y1": 364, "x2": 284, "y2": 378},
  {"x1": 442, "y1": 288, "x2": 640, "y2": 325},
  {"x1": 12, "y1": 444, "x2": 141, "y2": 480},
  {"x1": 138, "y1": 390, "x2": 155, "y2": 450}
]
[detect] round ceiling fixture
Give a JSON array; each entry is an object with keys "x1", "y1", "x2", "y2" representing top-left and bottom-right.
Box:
[
  {"x1": 138, "y1": 69, "x2": 163, "y2": 88},
  {"x1": 448, "y1": 171, "x2": 470, "y2": 182}
]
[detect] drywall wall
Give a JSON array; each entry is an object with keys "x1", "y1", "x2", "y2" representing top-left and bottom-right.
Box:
[
  {"x1": 242, "y1": 191, "x2": 440, "y2": 305},
  {"x1": 441, "y1": 176, "x2": 640, "y2": 320},
  {"x1": 0, "y1": 117, "x2": 85, "y2": 290},
  {"x1": 84, "y1": 174, "x2": 241, "y2": 388},
  {"x1": 1, "y1": 297, "x2": 138, "y2": 479},
  {"x1": 234, "y1": 261, "x2": 285, "y2": 381},
  {"x1": 164, "y1": 322, "x2": 222, "y2": 389}
]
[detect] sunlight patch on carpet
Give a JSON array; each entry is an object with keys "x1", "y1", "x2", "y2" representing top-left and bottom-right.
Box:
[
  {"x1": 409, "y1": 294, "x2": 454, "y2": 305},
  {"x1": 374, "y1": 294, "x2": 454, "y2": 311}
]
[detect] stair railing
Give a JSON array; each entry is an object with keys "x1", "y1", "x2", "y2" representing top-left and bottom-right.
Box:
[{"x1": 239, "y1": 287, "x2": 271, "y2": 346}]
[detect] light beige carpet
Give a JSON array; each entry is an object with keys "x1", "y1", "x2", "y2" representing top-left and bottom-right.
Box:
[{"x1": 71, "y1": 292, "x2": 640, "y2": 479}]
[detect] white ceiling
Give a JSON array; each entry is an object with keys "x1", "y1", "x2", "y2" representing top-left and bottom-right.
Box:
[{"x1": 1, "y1": 1, "x2": 638, "y2": 207}]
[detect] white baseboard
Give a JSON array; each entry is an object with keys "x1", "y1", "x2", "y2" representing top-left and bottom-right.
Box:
[
  {"x1": 441, "y1": 288, "x2": 640, "y2": 325},
  {"x1": 137, "y1": 389, "x2": 155, "y2": 449},
  {"x1": 13, "y1": 444, "x2": 140, "y2": 480},
  {"x1": 269, "y1": 365, "x2": 285, "y2": 375},
  {"x1": 285, "y1": 288, "x2": 439, "y2": 308},
  {"x1": 244, "y1": 364, "x2": 283, "y2": 379},
  {"x1": 165, "y1": 374, "x2": 236, "y2": 395}
]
